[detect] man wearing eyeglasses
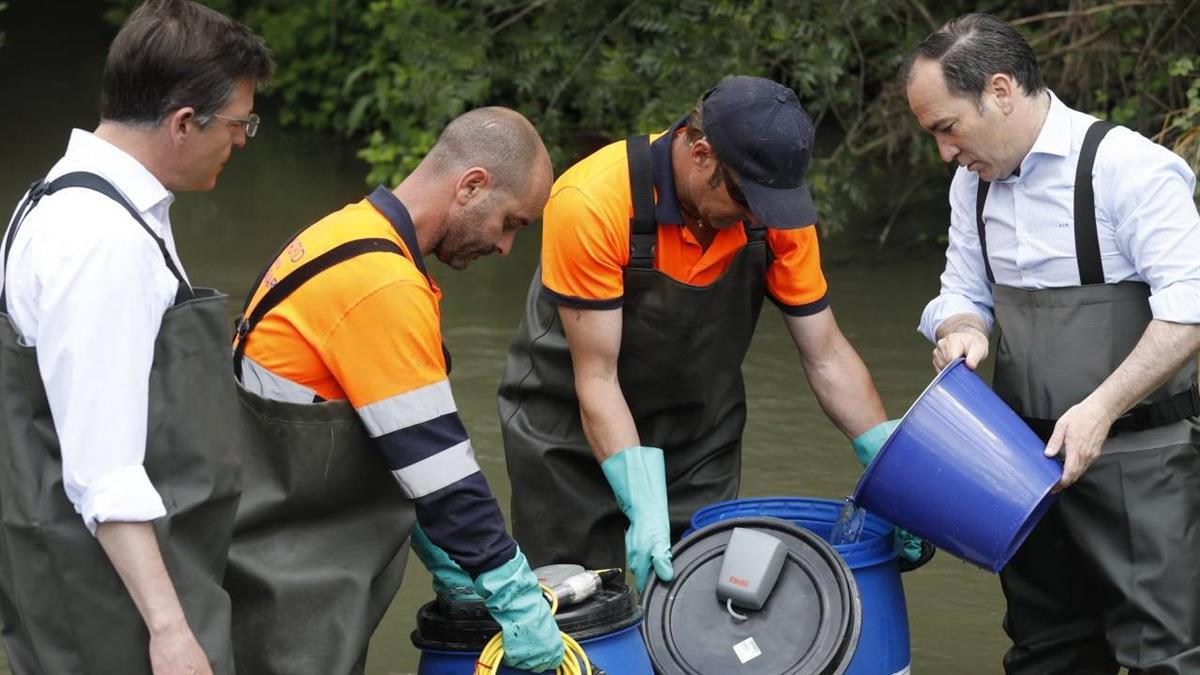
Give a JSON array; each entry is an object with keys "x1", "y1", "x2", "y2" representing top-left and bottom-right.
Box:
[
  {"x1": 498, "y1": 75, "x2": 908, "y2": 592},
  {"x1": 0, "y1": 1, "x2": 271, "y2": 673}
]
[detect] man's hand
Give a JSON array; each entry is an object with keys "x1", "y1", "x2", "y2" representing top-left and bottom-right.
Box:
[
  {"x1": 1044, "y1": 396, "x2": 1117, "y2": 491},
  {"x1": 933, "y1": 327, "x2": 989, "y2": 371},
  {"x1": 149, "y1": 618, "x2": 212, "y2": 675}
]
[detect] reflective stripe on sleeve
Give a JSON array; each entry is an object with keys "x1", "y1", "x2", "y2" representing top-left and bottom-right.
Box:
[
  {"x1": 357, "y1": 379, "x2": 456, "y2": 437},
  {"x1": 391, "y1": 440, "x2": 480, "y2": 499},
  {"x1": 240, "y1": 356, "x2": 320, "y2": 404}
]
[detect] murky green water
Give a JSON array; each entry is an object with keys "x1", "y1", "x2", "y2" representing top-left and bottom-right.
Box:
[{"x1": 1, "y1": 2, "x2": 1009, "y2": 672}]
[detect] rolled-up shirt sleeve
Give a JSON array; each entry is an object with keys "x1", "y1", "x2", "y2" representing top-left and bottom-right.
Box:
[
  {"x1": 1103, "y1": 135, "x2": 1200, "y2": 324},
  {"x1": 32, "y1": 206, "x2": 170, "y2": 533},
  {"x1": 918, "y1": 169, "x2": 996, "y2": 343}
]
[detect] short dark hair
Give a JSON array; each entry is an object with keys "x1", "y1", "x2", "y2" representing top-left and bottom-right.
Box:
[
  {"x1": 425, "y1": 107, "x2": 547, "y2": 196},
  {"x1": 903, "y1": 13, "x2": 1045, "y2": 103},
  {"x1": 101, "y1": 0, "x2": 273, "y2": 125}
]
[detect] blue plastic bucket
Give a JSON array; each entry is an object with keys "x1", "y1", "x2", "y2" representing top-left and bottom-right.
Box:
[
  {"x1": 853, "y1": 357, "x2": 1062, "y2": 573},
  {"x1": 412, "y1": 582, "x2": 653, "y2": 675},
  {"x1": 689, "y1": 497, "x2": 910, "y2": 675}
]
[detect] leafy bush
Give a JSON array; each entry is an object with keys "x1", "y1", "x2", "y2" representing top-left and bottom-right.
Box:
[{"x1": 104, "y1": 0, "x2": 1200, "y2": 235}]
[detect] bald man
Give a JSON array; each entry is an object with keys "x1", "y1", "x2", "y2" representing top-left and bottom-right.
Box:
[{"x1": 227, "y1": 107, "x2": 563, "y2": 675}]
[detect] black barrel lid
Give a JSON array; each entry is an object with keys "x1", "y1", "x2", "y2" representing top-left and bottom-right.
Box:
[
  {"x1": 411, "y1": 580, "x2": 642, "y2": 651},
  {"x1": 641, "y1": 517, "x2": 861, "y2": 675}
]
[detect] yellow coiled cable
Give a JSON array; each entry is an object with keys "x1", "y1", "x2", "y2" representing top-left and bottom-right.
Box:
[{"x1": 474, "y1": 584, "x2": 591, "y2": 674}]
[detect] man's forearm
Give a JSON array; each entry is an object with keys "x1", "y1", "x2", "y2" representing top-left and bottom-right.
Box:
[
  {"x1": 935, "y1": 312, "x2": 990, "y2": 341},
  {"x1": 575, "y1": 374, "x2": 641, "y2": 463},
  {"x1": 801, "y1": 335, "x2": 888, "y2": 439},
  {"x1": 95, "y1": 521, "x2": 190, "y2": 635},
  {"x1": 1089, "y1": 319, "x2": 1200, "y2": 418}
]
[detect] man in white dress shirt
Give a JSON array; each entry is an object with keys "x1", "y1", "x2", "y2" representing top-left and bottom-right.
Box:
[
  {"x1": 905, "y1": 13, "x2": 1200, "y2": 674},
  {"x1": 0, "y1": 1, "x2": 271, "y2": 673}
]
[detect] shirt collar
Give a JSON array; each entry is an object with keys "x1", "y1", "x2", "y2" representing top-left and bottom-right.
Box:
[
  {"x1": 1022, "y1": 90, "x2": 1071, "y2": 162},
  {"x1": 649, "y1": 117, "x2": 689, "y2": 225},
  {"x1": 366, "y1": 185, "x2": 432, "y2": 278},
  {"x1": 62, "y1": 129, "x2": 173, "y2": 214}
]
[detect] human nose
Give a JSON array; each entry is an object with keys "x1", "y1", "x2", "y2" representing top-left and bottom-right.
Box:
[
  {"x1": 936, "y1": 137, "x2": 959, "y2": 163},
  {"x1": 495, "y1": 231, "x2": 517, "y2": 256}
]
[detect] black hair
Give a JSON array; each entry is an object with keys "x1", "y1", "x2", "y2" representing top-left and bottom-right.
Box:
[
  {"x1": 101, "y1": 0, "x2": 273, "y2": 125},
  {"x1": 903, "y1": 13, "x2": 1045, "y2": 102}
]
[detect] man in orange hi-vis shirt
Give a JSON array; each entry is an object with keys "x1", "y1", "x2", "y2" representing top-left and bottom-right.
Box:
[
  {"x1": 226, "y1": 108, "x2": 564, "y2": 674},
  {"x1": 499, "y1": 76, "x2": 929, "y2": 594}
]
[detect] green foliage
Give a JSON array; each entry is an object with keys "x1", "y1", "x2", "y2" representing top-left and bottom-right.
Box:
[{"x1": 104, "y1": 0, "x2": 1200, "y2": 238}]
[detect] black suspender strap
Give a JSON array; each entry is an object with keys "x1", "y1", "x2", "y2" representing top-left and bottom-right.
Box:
[
  {"x1": 975, "y1": 178, "x2": 995, "y2": 284},
  {"x1": 626, "y1": 135, "x2": 658, "y2": 270},
  {"x1": 232, "y1": 238, "x2": 403, "y2": 381},
  {"x1": 2, "y1": 172, "x2": 193, "y2": 309},
  {"x1": 1074, "y1": 120, "x2": 1115, "y2": 286},
  {"x1": 976, "y1": 120, "x2": 1116, "y2": 287}
]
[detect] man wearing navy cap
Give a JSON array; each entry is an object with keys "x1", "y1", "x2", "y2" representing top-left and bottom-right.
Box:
[{"x1": 489, "y1": 76, "x2": 912, "y2": 590}]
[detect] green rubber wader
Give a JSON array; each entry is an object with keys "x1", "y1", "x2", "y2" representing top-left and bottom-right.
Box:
[
  {"x1": 993, "y1": 282, "x2": 1200, "y2": 675},
  {"x1": 226, "y1": 389, "x2": 413, "y2": 675},
  {"x1": 498, "y1": 135, "x2": 769, "y2": 570},
  {"x1": 0, "y1": 173, "x2": 241, "y2": 674},
  {"x1": 0, "y1": 291, "x2": 242, "y2": 674},
  {"x1": 226, "y1": 231, "x2": 418, "y2": 675},
  {"x1": 976, "y1": 122, "x2": 1200, "y2": 674}
]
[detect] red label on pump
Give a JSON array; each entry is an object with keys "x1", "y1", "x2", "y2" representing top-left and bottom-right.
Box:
[{"x1": 728, "y1": 576, "x2": 749, "y2": 587}]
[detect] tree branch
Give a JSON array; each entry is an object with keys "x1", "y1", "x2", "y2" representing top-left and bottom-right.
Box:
[{"x1": 1010, "y1": 0, "x2": 1165, "y2": 27}]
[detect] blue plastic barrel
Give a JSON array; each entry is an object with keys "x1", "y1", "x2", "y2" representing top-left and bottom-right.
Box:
[
  {"x1": 853, "y1": 357, "x2": 1062, "y2": 573},
  {"x1": 416, "y1": 622, "x2": 650, "y2": 674},
  {"x1": 412, "y1": 582, "x2": 653, "y2": 675},
  {"x1": 689, "y1": 497, "x2": 910, "y2": 675}
]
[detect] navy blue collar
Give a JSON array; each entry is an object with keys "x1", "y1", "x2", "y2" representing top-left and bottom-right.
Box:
[
  {"x1": 649, "y1": 117, "x2": 688, "y2": 226},
  {"x1": 366, "y1": 185, "x2": 430, "y2": 278}
]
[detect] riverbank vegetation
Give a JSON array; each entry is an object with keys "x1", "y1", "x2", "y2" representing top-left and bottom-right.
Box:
[{"x1": 102, "y1": 0, "x2": 1199, "y2": 241}]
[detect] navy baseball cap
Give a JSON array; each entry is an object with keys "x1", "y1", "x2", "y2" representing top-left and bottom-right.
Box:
[{"x1": 701, "y1": 76, "x2": 817, "y2": 229}]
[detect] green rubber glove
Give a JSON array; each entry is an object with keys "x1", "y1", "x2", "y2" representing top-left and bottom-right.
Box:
[
  {"x1": 601, "y1": 445, "x2": 674, "y2": 593},
  {"x1": 851, "y1": 419, "x2": 900, "y2": 466},
  {"x1": 851, "y1": 420, "x2": 931, "y2": 569},
  {"x1": 410, "y1": 523, "x2": 482, "y2": 602},
  {"x1": 474, "y1": 548, "x2": 565, "y2": 672}
]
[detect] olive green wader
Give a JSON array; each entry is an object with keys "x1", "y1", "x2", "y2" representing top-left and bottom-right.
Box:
[
  {"x1": 227, "y1": 189, "x2": 425, "y2": 674},
  {"x1": 499, "y1": 135, "x2": 772, "y2": 569},
  {"x1": 0, "y1": 173, "x2": 241, "y2": 673},
  {"x1": 976, "y1": 123, "x2": 1200, "y2": 674}
]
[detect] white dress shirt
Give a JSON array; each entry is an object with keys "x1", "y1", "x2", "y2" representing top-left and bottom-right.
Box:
[
  {"x1": 1, "y1": 129, "x2": 190, "y2": 533},
  {"x1": 919, "y1": 91, "x2": 1200, "y2": 343}
]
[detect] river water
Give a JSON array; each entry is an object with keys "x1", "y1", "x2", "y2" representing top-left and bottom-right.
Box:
[{"x1": 0, "y1": 1, "x2": 1010, "y2": 672}]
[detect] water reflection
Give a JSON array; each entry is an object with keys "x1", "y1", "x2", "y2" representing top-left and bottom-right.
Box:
[{"x1": 0, "y1": 2, "x2": 1008, "y2": 673}]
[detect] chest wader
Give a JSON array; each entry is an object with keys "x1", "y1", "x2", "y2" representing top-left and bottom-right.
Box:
[
  {"x1": 0, "y1": 173, "x2": 241, "y2": 674},
  {"x1": 227, "y1": 192, "x2": 433, "y2": 674},
  {"x1": 976, "y1": 123, "x2": 1200, "y2": 674},
  {"x1": 499, "y1": 135, "x2": 769, "y2": 570}
]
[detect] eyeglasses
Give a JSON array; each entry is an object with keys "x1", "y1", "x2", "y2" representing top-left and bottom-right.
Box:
[
  {"x1": 207, "y1": 112, "x2": 261, "y2": 138},
  {"x1": 719, "y1": 164, "x2": 750, "y2": 209}
]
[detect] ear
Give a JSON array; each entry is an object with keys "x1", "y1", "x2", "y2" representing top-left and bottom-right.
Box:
[
  {"x1": 688, "y1": 137, "x2": 715, "y2": 168},
  {"x1": 165, "y1": 107, "x2": 197, "y2": 146},
  {"x1": 455, "y1": 167, "x2": 491, "y2": 205},
  {"x1": 988, "y1": 73, "x2": 1017, "y2": 115}
]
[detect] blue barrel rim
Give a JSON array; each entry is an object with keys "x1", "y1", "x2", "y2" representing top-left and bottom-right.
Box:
[
  {"x1": 414, "y1": 619, "x2": 645, "y2": 655},
  {"x1": 689, "y1": 496, "x2": 897, "y2": 569}
]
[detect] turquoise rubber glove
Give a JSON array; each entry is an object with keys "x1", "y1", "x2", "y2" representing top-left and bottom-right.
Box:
[
  {"x1": 851, "y1": 420, "x2": 931, "y2": 569},
  {"x1": 410, "y1": 523, "x2": 482, "y2": 602},
  {"x1": 474, "y1": 548, "x2": 565, "y2": 672},
  {"x1": 851, "y1": 419, "x2": 900, "y2": 466},
  {"x1": 601, "y1": 445, "x2": 674, "y2": 593}
]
